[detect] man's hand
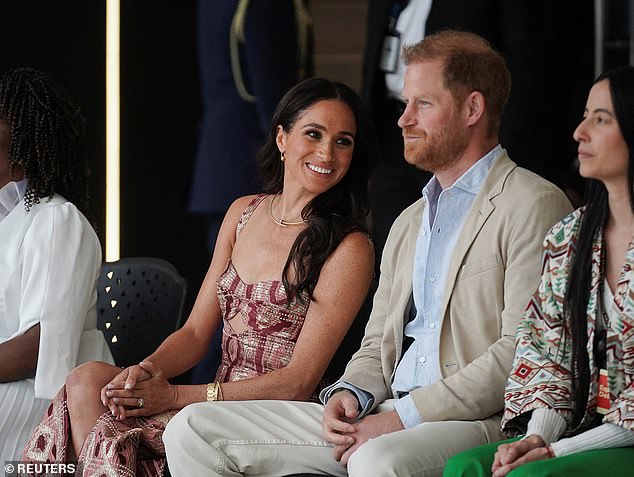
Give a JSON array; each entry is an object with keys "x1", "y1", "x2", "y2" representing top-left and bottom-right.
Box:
[
  {"x1": 334, "y1": 410, "x2": 404, "y2": 465},
  {"x1": 322, "y1": 389, "x2": 359, "y2": 449},
  {"x1": 492, "y1": 434, "x2": 552, "y2": 477}
]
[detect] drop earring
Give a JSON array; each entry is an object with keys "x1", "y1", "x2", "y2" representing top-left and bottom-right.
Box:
[{"x1": 280, "y1": 151, "x2": 286, "y2": 162}]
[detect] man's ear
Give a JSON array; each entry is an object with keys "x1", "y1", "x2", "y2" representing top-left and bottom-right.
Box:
[
  {"x1": 275, "y1": 125, "x2": 286, "y2": 151},
  {"x1": 464, "y1": 91, "x2": 485, "y2": 127}
]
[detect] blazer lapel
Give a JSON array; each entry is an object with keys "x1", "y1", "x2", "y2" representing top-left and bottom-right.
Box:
[
  {"x1": 405, "y1": 200, "x2": 423, "y2": 289},
  {"x1": 394, "y1": 199, "x2": 424, "y2": 357},
  {"x1": 439, "y1": 152, "x2": 516, "y2": 318}
]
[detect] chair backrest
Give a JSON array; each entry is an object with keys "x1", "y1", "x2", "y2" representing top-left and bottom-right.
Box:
[{"x1": 97, "y1": 257, "x2": 188, "y2": 368}]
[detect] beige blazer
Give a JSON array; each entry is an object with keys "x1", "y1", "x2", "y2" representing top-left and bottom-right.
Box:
[{"x1": 341, "y1": 152, "x2": 573, "y2": 434}]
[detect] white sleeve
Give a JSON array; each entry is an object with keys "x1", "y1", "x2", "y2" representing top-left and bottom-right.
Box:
[
  {"x1": 19, "y1": 202, "x2": 101, "y2": 399},
  {"x1": 550, "y1": 423, "x2": 634, "y2": 457},
  {"x1": 525, "y1": 408, "x2": 567, "y2": 445}
]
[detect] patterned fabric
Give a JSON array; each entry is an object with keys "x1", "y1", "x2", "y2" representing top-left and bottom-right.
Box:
[
  {"x1": 502, "y1": 208, "x2": 634, "y2": 436},
  {"x1": 216, "y1": 194, "x2": 310, "y2": 382},
  {"x1": 23, "y1": 387, "x2": 176, "y2": 477},
  {"x1": 23, "y1": 194, "x2": 313, "y2": 476}
]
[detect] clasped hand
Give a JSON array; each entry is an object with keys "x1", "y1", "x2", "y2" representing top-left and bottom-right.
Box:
[
  {"x1": 100, "y1": 361, "x2": 177, "y2": 420},
  {"x1": 322, "y1": 390, "x2": 404, "y2": 466},
  {"x1": 491, "y1": 434, "x2": 552, "y2": 477}
]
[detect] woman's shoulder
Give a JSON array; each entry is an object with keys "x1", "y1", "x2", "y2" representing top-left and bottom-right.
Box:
[
  {"x1": 331, "y1": 229, "x2": 375, "y2": 263},
  {"x1": 21, "y1": 195, "x2": 100, "y2": 258},
  {"x1": 225, "y1": 194, "x2": 266, "y2": 222},
  {"x1": 26, "y1": 194, "x2": 92, "y2": 229},
  {"x1": 543, "y1": 207, "x2": 585, "y2": 248},
  {"x1": 219, "y1": 194, "x2": 268, "y2": 243},
  {"x1": 227, "y1": 194, "x2": 266, "y2": 215}
]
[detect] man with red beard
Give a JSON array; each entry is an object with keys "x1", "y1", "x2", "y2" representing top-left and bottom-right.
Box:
[{"x1": 164, "y1": 30, "x2": 573, "y2": 477}]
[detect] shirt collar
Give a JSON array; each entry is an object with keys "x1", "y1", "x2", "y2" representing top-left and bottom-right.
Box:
[
  {"x1": 422, "y1": 145, "x2": 503, "y2": 203},
  {"x1": 0, "y1": 179, "x2": 27, "y2": 220}
]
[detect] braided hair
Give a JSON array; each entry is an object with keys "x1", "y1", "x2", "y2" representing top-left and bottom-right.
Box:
[{"x1": 0, "y1": 68, "x2": 89, "y2": 216}]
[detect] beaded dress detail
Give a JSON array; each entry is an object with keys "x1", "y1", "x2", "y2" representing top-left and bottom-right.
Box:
[{"x1": 215, "y1": 194, "x2": 310, "y2": 383}]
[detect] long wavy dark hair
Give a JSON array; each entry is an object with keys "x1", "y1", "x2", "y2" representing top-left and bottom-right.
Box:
[
  {"x1": 0, "y1": 68, "x2": 89, "y2": 216},
  {"x1": 258, "y1": 77, "x2": 377, "y2": 303},
  {"x1": 564, "y1": 66, "x2": 634, "y2": 427}
]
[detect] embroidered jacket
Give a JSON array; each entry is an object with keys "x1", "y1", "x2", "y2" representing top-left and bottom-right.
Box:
[{"x1": 502, "y1": 208, "x2": 634, "y2": 436}]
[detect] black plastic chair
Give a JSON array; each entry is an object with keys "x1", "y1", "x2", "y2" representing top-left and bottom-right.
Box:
[{"x1": 97, "y1": 257, "x2": 188, "y2": 368}]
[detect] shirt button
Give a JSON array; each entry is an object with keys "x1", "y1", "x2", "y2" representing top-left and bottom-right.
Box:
[
  {"x1": 429, "y1": 276, "x2": 435, "y2": 283},
  {"x1": 419, "y1": 357, "x2": 427, "y2": 364},
  {"x1": 430, "y1": 323, "x2": 436, "y2": 329}
]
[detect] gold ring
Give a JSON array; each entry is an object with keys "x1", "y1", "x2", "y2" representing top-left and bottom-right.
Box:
[{"x1": 137, "y1": 397, "x2": 144, "y2": 408}]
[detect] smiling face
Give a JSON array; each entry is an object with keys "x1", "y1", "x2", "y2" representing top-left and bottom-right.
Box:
[
  {"x1": 276, "y1": 99, "x2": 356, "y2": 197},
  {"x1": 573, "y1": 79, "x2": 630, "y2": 186},
  {"x1": 397, "y1": 60, "x2": 471, "y2": 173}
]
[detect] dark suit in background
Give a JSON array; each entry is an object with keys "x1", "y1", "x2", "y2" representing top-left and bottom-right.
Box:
[
  {"x1": 363, "y1": 0, "x2": 594, "y2": 257},
  {"x1": 188, "y1": 0, "x2": 311, "y2": 383},
  {"x1": 189, "y1": 0, "x2": 310, "y2": 252}
]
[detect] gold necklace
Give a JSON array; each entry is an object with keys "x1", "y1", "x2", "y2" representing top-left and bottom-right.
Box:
[{"x1": 269, "y1": 193, "x2": 306, "y2": 227}]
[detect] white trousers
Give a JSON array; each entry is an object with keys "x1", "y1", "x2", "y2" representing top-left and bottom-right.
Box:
[{"x1": 163, "y1": 400, "x2": 504, "y2": 477}]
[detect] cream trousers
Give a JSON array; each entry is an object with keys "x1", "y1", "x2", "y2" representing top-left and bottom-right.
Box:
[{"x1": 163, "y1": 399, "x2": 503, "y2": 477}]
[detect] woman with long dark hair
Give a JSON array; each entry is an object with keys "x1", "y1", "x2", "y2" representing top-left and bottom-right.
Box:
[
  {"x1": 0, "y1": 68, "x2": 113, "y2": 460},
  {"x1": 444, "y1": 66, "x2": 634, "y2": 476},
  {"x1": 24, "y1": 77, "x2": 377, "y2": 476}
]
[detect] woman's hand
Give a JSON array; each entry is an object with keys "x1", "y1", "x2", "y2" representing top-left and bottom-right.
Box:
[
  {"x1": 492, "y1": 434, "x2": 552, "y2": 477},
  {"x1": 101, "y1": 361, "x2": 176, "y2": 420},
  {"x1": 100, "y1": 361, "x2": 152, "y2": 418}
]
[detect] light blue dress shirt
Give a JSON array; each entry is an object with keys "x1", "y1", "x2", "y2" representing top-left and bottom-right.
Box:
[
  {"x1": 321, "y1": 146, "x2": 502, "y2": 428},
  {"x1": 392, "y1": 146, "x2": 501, "y2": 427}
]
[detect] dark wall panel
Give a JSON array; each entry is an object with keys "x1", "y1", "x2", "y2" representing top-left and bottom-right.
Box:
[
  {"x1": 1, "y1": 1, "x2": 209, "y2": 298},
  {"x1": 0, "y1": 1, "x2": 106, "y2": 243},
  {"x1": 120, "y1": 2, "x2": 208, "y2": 293}
]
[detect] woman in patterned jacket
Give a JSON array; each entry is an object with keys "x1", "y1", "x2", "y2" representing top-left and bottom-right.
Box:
[{"x1": 444, "y1": 66, "x2": 634, "y2": 476}]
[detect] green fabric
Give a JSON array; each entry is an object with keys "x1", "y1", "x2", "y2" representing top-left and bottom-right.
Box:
[
  {"x1": 443, "y1": 438, "x2": 634, "y2": 477},
  {"x1": 443, "y1": 438, "x2": 517, "y2": 477}
]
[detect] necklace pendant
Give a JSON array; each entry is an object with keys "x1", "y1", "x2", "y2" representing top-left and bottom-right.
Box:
[{"x1": 269, "y1": 192, "x2": 306, "y2": 227}]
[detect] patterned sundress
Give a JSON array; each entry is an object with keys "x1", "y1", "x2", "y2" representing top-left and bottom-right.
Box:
[{"x1": 23, "y1": 194, "x2": 312, "y2": 476}]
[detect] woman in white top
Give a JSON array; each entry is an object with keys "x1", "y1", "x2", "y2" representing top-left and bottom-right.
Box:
[
  {"x1": 0, "y1": 68, "x2": 113, "y2": 459},
  {"x1": 444, "y1": 65, "x2": 634, "y2": 477}
]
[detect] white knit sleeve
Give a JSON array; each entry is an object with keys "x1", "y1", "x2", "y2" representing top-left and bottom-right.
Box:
[
  {"x1": 550, "y1": 423, "x2": 634, "y2": 457},
  {"x1": 525, "y1": 408, "x2": 567, "y2": 444}
]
